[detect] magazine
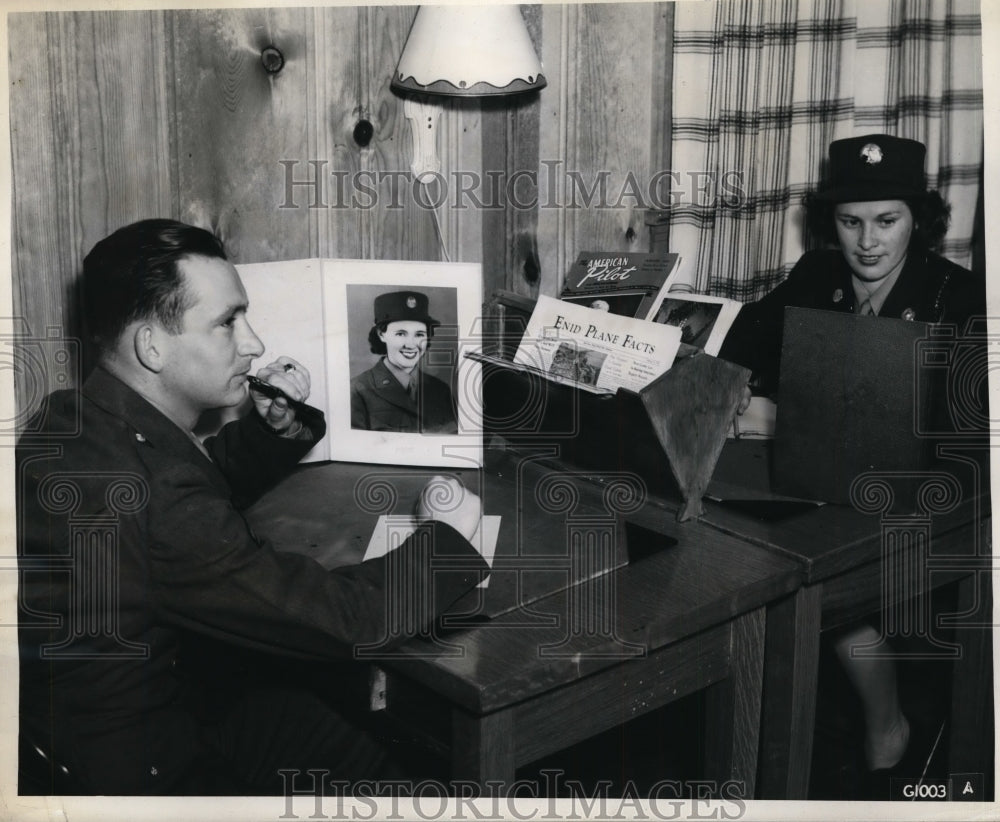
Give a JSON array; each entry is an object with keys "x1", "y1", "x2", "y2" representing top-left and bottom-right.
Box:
[
  {"x1": 647, "y1": 291, "x2": 742, "y2": 357},
  {"x1": 559, "y1": 251, "x2": 682, "y2": 320},
  {"x1": 513, "y1": 295, "x2": 683, "y2": 394}
]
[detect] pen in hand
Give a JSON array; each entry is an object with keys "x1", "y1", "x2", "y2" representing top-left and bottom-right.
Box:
[{"x1": 247, "y1": 374, "x2": 309, "y2": 410}]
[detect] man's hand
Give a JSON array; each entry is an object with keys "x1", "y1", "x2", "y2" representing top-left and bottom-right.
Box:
[
  {"x1": 249, "y1": 357, "x2": 311, "y2": 432},
  {"x1": 416, "y1": 476, "x2": 482, "y2": 545}
]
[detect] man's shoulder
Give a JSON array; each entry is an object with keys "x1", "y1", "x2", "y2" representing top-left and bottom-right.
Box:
[
  {"x1": 18, "y1": 385, "x2": 124, "y2": 454},
  {"x1": 15, "y1": 385, "x2": 151, "y2": 510},
  {"x1": 17, "y1": 370, "x2": 184, "y2": 473},
  {"x1": 19, "y1": 386, "x2": 83, "y2": 438}
]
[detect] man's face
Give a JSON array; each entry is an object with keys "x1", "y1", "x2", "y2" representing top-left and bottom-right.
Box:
[
  {"x1": 834, "y1": 199, "x2": 914, "y2": 284},
  {"x1": 158, "y1": 255, "x2": 265, "y2": 421}
]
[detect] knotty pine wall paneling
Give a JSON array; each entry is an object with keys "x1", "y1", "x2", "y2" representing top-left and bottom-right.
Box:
[
  {"x1": 481, "y1": 4, "x2": 544, "y2": 302},
  {"x1": 9, "y1": 10, "x2": 173, "y2": 407},
  {"x1": 480, "y1": 3, "x2": 672, "y2": 299},
  {"x1": 9, "y1": 4, "x2": 669, "y2": 415},
  {"x1": 312, "y1": 4, "x2": 427, "y2": 263},
  {"x1": 535, "y1": 2, "x2": 671, "y2": 296},
  {"x1": 9, "y1": 5, "x2": 482, "y2": 414},
  {"x1": 170, "y1": 7, "x2": 314, "y2": 263}
]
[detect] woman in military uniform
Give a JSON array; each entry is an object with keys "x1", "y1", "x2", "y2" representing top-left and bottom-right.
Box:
[
  {"x1": 350, "y1": 290, "x2": 457, "y2": 433},
  {"x1": 721, "y1": 134, "x2": 984, "y2": 395},
  {"x1": 720, "y1": 135, "x2": 985, "y2": 792}
]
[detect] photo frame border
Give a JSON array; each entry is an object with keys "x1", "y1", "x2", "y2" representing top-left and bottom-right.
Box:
[{"x1": 323, "y1": 258, "x2": 483, "y2": 470}]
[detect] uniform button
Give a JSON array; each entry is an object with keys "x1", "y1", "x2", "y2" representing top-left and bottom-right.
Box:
[{"x1": 135, "y1": 432, "x2": 146, "y2": 442}]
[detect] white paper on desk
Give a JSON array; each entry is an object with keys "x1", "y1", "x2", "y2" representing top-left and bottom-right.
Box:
[{"x1": 363, "y1": 515, "x2": 500, "y2": 588}]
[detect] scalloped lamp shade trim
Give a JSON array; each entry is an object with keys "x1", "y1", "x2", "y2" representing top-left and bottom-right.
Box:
[{"x1": 392, "y1": 5, "x2": 547, "y2": 98}]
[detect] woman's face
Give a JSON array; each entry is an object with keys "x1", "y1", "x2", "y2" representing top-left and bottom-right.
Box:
[
  {"x1": 379, "y1": 320, "x2": 429, "y2": 373},
  {"x1": 834, "y1": 199, "x2": 914, "y2": 284}
]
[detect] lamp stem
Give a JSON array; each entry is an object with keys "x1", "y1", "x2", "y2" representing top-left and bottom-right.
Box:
[{"x1": 403, "y1": 97, "x2": 442, "y2": 183}]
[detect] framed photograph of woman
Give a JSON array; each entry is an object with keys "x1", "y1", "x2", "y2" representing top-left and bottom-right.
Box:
[{"x1": 324, "y1": 259, "x2": 483, "y2": 468}]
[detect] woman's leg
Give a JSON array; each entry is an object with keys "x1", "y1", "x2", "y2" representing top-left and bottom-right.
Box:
[{"x1": 833, "y1": 624, "x2": 910, "y2": 770}]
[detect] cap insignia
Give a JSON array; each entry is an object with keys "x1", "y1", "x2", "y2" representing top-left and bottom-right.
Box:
[
  {"x1": 860, "y1": 143, "x2": 883, "y2": 165},
  {"x1": 406, "y1": 296, "x2": 417, "y2": 309}
]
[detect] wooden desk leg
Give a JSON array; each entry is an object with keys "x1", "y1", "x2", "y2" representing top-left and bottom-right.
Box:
[
  {"x1": 450, "y1": 708, "x2": 516, "y2": 791},
  {"x1": 704, "y1": 606, "x2": 765, "y2": 799},
  {"x1": 947, "y1": 570, "x2": 994, "y2": 791},
  {"x1": 758, "y1": 585, "x2": 823, "y2": 799}
]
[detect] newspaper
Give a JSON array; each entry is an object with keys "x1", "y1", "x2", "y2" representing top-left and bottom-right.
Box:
[{"x1": 513, "y1": 295, "x2": 683, "y2": 394}]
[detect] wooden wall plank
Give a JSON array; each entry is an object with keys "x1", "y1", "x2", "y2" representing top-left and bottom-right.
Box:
[
  {"x1": 538, "y1": 2, "x2": 662, "y2": 296},
  {"x1": 307, "y1": 4, "x2": 364, "y2": 260},
  {"x1": 439, "y1": 96, "x2": 484, "y2": 265},
  {"x1": 9, "y1": 10, "x2": 171, "y2": 404},
  {"x1": 648, "y1": 2, "x2": 674, "y2": 252},
  {"x1": 170, "y1": 7, "x2": 313, "y2": 263},
  {"x1": 650, "y1": 3, "x2": 674, "y2": 203},
  {"x1": 481, "y1": 5, "x2": 543, "y2": 301},
  {"x1": 355, "y1": 4, "x2": 440, "y2": 262},
  {"x1": 10, "y1": 13, "x2": 64, "y2": 346},
  {"x1": 151, "y1": 4, "x2": 479, "y2": 268}
]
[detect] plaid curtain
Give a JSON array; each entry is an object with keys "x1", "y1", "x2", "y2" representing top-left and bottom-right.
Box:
[{"x1": 667, "y1": 0, "x2": 983, "y2": 299}]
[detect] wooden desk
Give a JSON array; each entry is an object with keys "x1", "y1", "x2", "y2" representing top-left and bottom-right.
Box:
[
  {"x1": 247, "y1": 449, "x2": 801, "y2": 795},
  {"x1": 381, "y1": 508, "x2": 800, "y2": 793},
  {"x1": 701, "y1": 439, "x2": 994, "y2": 799}
]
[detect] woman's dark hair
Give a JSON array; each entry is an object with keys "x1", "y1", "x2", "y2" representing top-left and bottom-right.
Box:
[
  {"x1": 368, "y1": 321, "x2": 434, "y2": 355},
  {"x1": 82, "y1": 218, "x2": 227, "y2": 356},
  {"x1": 804, "y1": 190, "x2": 951, "y2": 252}
]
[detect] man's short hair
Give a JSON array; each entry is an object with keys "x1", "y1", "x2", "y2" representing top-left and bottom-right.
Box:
[{"x1": 82, "y1": 219, "x2": 227, "y2": 355}]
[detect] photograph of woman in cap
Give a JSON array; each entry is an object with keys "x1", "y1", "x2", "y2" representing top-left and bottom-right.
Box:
[
  {"x1": 719, "y1": 134, "x2": 986, "y2": 793},
  {"x1": 350, "y1": 289, "x2": 458, "y2": 434}
]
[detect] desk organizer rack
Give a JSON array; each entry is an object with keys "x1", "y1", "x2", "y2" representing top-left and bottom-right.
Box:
[{"x1": 480, "y1": 291, "x2": 750, "y2": 521}]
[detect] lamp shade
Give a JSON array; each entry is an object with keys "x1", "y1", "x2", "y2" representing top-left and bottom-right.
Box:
[{"x1": 392, "y1": 5, "x2": 546, "y2": 97}]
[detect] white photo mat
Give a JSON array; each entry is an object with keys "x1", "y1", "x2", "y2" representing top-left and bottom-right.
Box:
[{"x1": 322, "y1": 259, "x2": 483, "y2": 468}]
